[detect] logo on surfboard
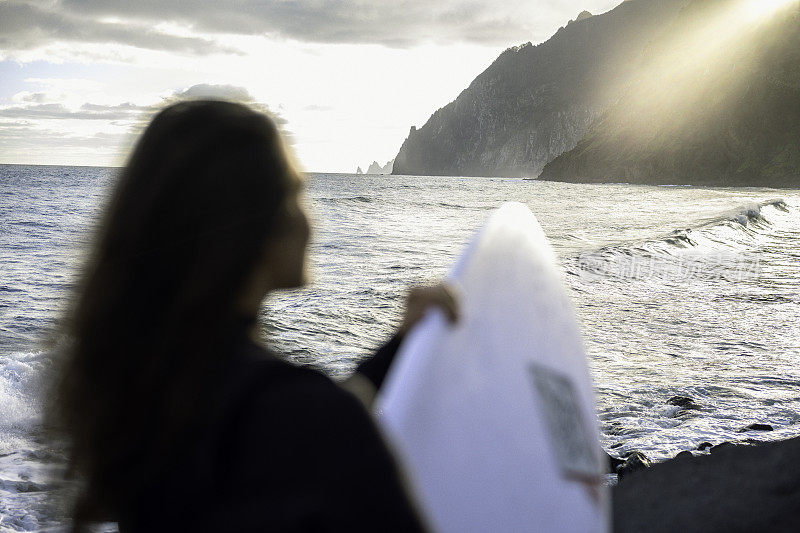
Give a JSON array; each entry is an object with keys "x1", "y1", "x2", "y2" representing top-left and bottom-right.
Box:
[{"x1": 528, "y1": 363, "x2": 602, "y2": 484}]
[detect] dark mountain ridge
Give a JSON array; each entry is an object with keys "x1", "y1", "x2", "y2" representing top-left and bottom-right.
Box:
[
  {"x1": 392, "y1": 0, "x2": 688, "y2": 177},
  {"x1": 540, "y1": 0, "x2": 800, "y2": 187}
]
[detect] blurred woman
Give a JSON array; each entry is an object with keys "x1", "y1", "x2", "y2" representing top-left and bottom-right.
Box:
[{"x1": 46, "y1": 100, "x2": 457, "y2": 531}]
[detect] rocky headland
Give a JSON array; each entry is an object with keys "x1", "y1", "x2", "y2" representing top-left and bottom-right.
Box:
[
  {"x1": 392, "y1": 0, "x2": 687, "y2": 178},
  {"x1": 393, "y1": 0, "x2": 800, "y2": 187},
  {"x1": 541, "y1": 0, "x2": 800, "y2": 187}
]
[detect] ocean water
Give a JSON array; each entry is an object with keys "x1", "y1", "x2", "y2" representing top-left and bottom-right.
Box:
[{"x1": 1, "y1": 163, "x2": 799, "y2": 530}]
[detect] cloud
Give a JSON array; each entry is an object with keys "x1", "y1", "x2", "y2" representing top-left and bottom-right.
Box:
[
  {"x1": 0, "y1": 1, "x2": 238, "y2": 56},
  {"x1": 17, "y1": 93, "x2": 49, "y2": 104},
  {"x1": 1, "y1": 0, "x2": 554, "y2": 56},
  {"x1": 0, "y1": 83, "x2": 293, "y2": 164},
  {"x1": 0, "y1": 84, "x2": 285, "y2": 122},
  {"x1": 160, "y1": 84, "x2": 289, "y2": 126},
  {"x1": 0, "y1": 102, "x2": 146, "y2": 121},
  {"x1": 171, "y1": 84, "x2": 253, "y2": 102}
]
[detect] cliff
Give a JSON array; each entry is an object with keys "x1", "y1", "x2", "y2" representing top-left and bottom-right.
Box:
[
  {"x1": 392, "y1": 0, "x2": 687, "y2": 177},
  {"x1": 540, "y1": 0, "x2": 800, "y2": 187}
]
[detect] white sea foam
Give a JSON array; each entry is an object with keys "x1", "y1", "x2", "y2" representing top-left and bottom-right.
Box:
[{"x1": 0, "y1": 351, "x2": 48, "y2": 438}]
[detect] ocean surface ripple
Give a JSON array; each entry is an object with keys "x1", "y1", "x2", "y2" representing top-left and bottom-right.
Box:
[{"x1": 1, "y1": 165, "x2": 799, "y2": 530}]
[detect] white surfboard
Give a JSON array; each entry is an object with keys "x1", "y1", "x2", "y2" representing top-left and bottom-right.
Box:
[{"x1": 376, "y1": 202, "x2": 609, "y2": 533}]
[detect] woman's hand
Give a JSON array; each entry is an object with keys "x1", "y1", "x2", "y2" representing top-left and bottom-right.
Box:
[{"x1": 399, "y1": 282, "x2": 461, "y2": 335}]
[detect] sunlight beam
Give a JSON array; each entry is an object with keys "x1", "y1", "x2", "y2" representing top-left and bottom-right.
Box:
[{"x1": 737, "y1": 0, "x2": 796, "y2": 20}]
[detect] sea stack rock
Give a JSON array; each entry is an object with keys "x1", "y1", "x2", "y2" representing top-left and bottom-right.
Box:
[{"x1": 365, "y1": 159, "x2": 394, "y2": 174}]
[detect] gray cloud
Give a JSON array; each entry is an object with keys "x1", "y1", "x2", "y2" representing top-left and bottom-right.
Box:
[
  {"x1": 0, "y1": 84, "x2": 293, "y2": 161},
  {"x1": 0, "y1": 84, "x2": 285, "y2": 122},
  {"x1": 21, "y1": 93, "x2": 49, "y2": 104},
  {"x1": 0, "y1": 1, "x2": 238, "y2": 55},
  {"x1": 161, "y1": 84, "x2": 289, "y2": 126},
  {"x1": 0, "y1": 102, "x2": 146, "y2": 121},
  {"x1": 172, "y1": 84, "x2": 253, "y2": 102},
  {"x1": 2, "y1": 0, "x2": 548, "y2": 55}
]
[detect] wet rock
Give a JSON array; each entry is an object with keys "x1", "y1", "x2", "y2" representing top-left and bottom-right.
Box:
[
  {"x1": 0, "y1": 479, "x2": 48, "y2": 493},
  {"x1": 607, "y1": 425, "x2": 627, "y2": 436},
  {"x1": 738, "y1": 423, "x2": 773, "y2": 432},
  {"x1": 697, "y1": 442, "x2": 713, "y2": 451},
  {"x1": 673, "y1": 409, "x2": 700, "y2": 420},
  {"x1": 605, "y1": 451, "x2": 626, "y2": 473},
  {"x1": 666, "y1": 396, "x2": 701, "y2": 410},
  {"x1": 710, "y1": 442, "x2": 734, "y2": 453},
  {"x1": 666, "y1": 396, "x2": 694, "y2": 407},
  {"x1": 617, "y1": 451, "x2": 652, "y2": 480},
  {"x1": 610, "y1": 442, "x2": 623, "y2": 449},
  {"x1": 675, "y1": 451, "x2": 694, "y2": 460},
  {"x1": 708, "y1": 439, "x2": 766, "y2": 453}
]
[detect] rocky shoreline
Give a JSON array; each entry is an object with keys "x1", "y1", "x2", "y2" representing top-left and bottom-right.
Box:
[{"x1": 609, "y1": 404, "x2": 800, "y2": 532}]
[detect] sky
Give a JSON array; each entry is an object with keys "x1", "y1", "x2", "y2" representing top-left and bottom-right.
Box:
[{"x1": 0, "y1": 0, "x2": 623, "y2": 172}]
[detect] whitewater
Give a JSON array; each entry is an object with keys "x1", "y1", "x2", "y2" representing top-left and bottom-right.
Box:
[{"x1": 1, "y1": 164, "x2": 799, "y2": 530}]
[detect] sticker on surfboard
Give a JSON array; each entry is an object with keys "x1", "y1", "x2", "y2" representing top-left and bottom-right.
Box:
[{"x1": 528, "y1": 362, "x2": 602, "y2": 482}]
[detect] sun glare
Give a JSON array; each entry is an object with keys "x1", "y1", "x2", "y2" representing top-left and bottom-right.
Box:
[{"x1": 738, "y1": 0, "x2": 795, "y2": 19}]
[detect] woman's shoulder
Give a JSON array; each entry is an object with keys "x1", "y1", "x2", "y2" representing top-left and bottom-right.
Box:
[
  {"x1": 228, "y1": 338, "x2": 339, "y2": 395},
  {"x1": 199, "y1": 338, "x2": 371, "y2": 485},
  {"x1": 217, "y1": 337, "x2": 365, "y2": 431},
  {"x1": 215, "y1": 338, "x2": 392, "y2": 485}
]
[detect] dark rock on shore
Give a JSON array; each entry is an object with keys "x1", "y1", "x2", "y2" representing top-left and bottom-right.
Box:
[
  {"x1": 708, "y1": 439, "x2": 765, "y2": 453},
  {"x1": 697, "y1": 442, "x2": 713, "y2": 452},
  {"x1": 710, "y1": 441, "x2": 734, "y2": 454},
  {"x1": 614, "y1": 437, "x2": 800, "y2": 532},
  {"x1": 674, "y1": 450, "x2": 694, "y2": 460},
  {"x1": 606, "y1": 451, "x2": 626, "y2": 473},
  {"x1": 617, "y1": 451, "x2": 651, "y2": 480},
  {"x1": 738, "y1": 423, "x2": 774, "y2": 432}
]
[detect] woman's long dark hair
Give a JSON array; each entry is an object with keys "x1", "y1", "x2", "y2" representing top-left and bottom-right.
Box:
[{"x1": 46, "y1": 100, "x2": 294, "y2": 528}]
